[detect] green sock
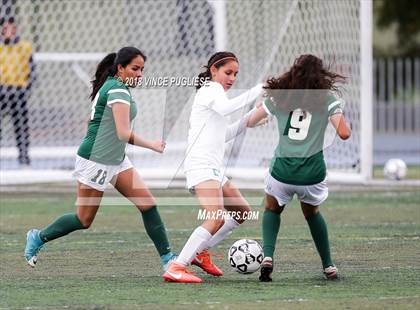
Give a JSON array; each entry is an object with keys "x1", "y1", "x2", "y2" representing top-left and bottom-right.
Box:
[
  {"x1": 141, "y1": 206, "x2": 171, "y2": 256},
  {"x1": 39, "y1": 213, "x2": 86, "y2": 242},
  {"x1": 262, "y1": 209, "x2": 281, "y2": 258},
  {"x1": 306, "y1": 212, "x2": 333, "y2": 268}
]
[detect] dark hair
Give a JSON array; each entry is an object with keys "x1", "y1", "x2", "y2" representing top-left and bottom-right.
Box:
[
  {"x1": 264, "y1": 54, "x2": 345, "y2": 91},
  {"x1": 264, "y1": 54, "x2": 346, "y2": 111},
  {"x1": 90, "y1": 46, "x2": 147, "y2": 100},
  {"x1": 196, "y1": 51, "x2": 238, "y2": 90}
]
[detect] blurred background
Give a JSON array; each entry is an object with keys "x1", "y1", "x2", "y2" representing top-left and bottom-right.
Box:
[{"x1": 372, "y1": 0, "x2": 420, "y2": 167}]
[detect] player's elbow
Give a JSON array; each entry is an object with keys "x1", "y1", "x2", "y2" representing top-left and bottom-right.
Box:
[
  {"x1": 339, "y1": 128, "x2": 351, "y2": 140},
  {"x1": 116, "y1": 129, "x2": 130, "y2": 142}
]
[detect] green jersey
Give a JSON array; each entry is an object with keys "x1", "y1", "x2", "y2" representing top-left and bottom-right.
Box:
[
  {"x1": 264, "y1": 92, "x2": 343, "y2": 185},
  {"x1": 78, "y1": 77, "x2": 137, "y2": 165}
]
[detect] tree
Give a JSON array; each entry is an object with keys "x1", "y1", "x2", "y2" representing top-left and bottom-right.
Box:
[{"x1": 376, "y1": 0, "x2": 420, "y2": 57}]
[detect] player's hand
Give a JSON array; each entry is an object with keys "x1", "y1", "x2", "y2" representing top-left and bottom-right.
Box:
[
  {"x1": 255, "y1": 117, "x2": 269, "y2": 127},
  {"x1": 248, "y1": 101, "x2": 270, "y2": 127},
  {"x1": 150, "y1": 140, "x2": 166, "y2": 153}
]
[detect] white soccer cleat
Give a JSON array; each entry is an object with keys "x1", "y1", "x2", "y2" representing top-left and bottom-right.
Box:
[
  {"x1": 27, "y1": 256, "x2": 38, "y2": 268},
  {"x1": 323, "y1": 265, "x2": 338, "y2": 280}
]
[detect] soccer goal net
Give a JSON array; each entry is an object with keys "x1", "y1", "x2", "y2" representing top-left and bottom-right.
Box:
[{"x1": 0, "y1": 0, "x2": 372, "y2": 186}]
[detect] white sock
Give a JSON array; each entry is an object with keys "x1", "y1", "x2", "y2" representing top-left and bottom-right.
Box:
[
  {"x1": 205, "y1": 217, "x2": 240, "y2": 249},
  {"x1": 176, "y1": 226, "x2": 212, "y2": 266}
]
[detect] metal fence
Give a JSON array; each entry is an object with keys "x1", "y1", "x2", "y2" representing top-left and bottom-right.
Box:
[
  {"x1": 374, "y1": 58, "x2": 420, "y2": 133},
  {"x1": 373, "y1": 57, "x2": 420, "y2": 165}
]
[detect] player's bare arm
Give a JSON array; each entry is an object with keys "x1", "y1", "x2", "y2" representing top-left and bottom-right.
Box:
[
  {"x1": 330, "y1": 113, "x2": 351, "y2": 140},
  {"x1": 247, "y1": 104, "x2": 269, "y2": 128}
]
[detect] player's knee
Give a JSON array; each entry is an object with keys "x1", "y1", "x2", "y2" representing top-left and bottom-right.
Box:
[
  {"x1": 137, "y1": 204, "x2": 156, "y2": 213},
  {"x1": 134, "y1": 196, "x2": 157, "y2": 211},
  {"x1": 264, "y1": 194, "x2": 284, "y2": 214},
  {"x1": 76, "y1": 210, "x2": 96, "y2": 229},
  {"x1": 265, "y1": 200, "x2": 284, "y2": 214},
  {"x1": 302, "y1": 206, "x2": 319, "y2": 219},
  {"x1": 266, "y1": 204, "x2": 284, "y2": 215}
]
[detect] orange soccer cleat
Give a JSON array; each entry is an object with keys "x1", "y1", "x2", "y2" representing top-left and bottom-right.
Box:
[
  {"x1": 162, "y1": 261, "x2": 203, "y2": 283},
  {"x1": 191, "y1": 250, "x2": 223, "y2": 277}
]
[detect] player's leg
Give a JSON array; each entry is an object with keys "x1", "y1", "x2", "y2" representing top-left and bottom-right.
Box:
[
  {"x1": 24, "y1": 182, "x2": 102, "y2": 267},
  {"x1": 262, "y1": 193, "x2": 284, "y2": 259},
  {"x1": 189, "y1": 181, "x2": 244, "y2": 276},
  {"x1": 112, "y1": 167, "x2": 176, "y2": 270},
  {"x1": 12, "y1": 88, "x2": 30, "y2": 166},
  {"x1": 163, "y1": 180, "x2": 224, "y2": 283},
  {"x1": 222, "y1": 179, "x2": 251, "y2": 220},
  {"x1": 197, "y1": 180, "x2": 248, "y2": 251},
  {"x1": 259, "y1": 193, "x2": 284, "y2": 282},
  {"x1": 259, "y1": 174, "x2": 291, "y2": 282},
  {"x1": 193, "y1": 179, "x2": 248, "y2": 257},
  {"x1": 300, "y1": 183, "x2": 337, "y2": 279}
]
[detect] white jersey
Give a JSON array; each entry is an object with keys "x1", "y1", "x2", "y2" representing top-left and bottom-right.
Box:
[{"x1": 184, "y1": 81, "x2": 262, "y2": 172}]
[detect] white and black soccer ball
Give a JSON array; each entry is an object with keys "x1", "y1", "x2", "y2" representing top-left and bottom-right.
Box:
[
  {"x1": 228, "y1": 239, "x2": 264, "y2": 274},
  {"x1": 384, "y1": 158, "x2": 407, "y2": 180}
]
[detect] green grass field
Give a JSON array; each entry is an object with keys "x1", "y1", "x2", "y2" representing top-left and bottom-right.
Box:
[
  {"x1": 373, "y1": 165, "x2": 420, "y2": 180},
  {"x1": 1, "y1": 185, "x2": 419, "y2": 309}
]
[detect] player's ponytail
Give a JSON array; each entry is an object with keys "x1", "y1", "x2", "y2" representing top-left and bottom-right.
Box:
[
  {"x1": 196, "y1": 68, "x2": 212, "y2": 90},
  {"x1": 90, "y1": 53, "x2": 117, "y2": 100},
  {"x1": 196, "y1": 51, "x2": 238, "y2": 90},
  {"x1": 90, "y1": 47, "x2": 147, "y2": 100}
]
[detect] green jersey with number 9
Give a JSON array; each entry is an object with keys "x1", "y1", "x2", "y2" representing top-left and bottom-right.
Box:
[
  {"x1": 263, "y1": 93, "x2": 344, "y2": 185},
  {"x1": 77, "y1": 76, "x2": 137, "y2": 165}
]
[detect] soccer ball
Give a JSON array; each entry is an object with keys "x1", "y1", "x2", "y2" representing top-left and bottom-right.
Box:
[
  {"x1": 228, "y1": 239, "x2": 264, "y2": 274},
  {"x1": 384, "y1": 158, "x2": 407, "y2": 180}
]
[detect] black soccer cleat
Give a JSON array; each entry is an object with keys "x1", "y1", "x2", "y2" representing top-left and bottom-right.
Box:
[{"x1": 259, "y1": 257, "x2": 273, "y2": 282}]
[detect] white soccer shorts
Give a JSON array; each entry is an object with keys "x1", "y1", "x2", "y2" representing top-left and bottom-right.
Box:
[
  {"x1": 72, "y1": 155, "x2": 133, "y2": 192},
  {"x1": 185, "y1": 168, "x2": 229, "y2": 190},
  {"x1": 264, "y1": 173, "x2": 328, "y2": 206}
]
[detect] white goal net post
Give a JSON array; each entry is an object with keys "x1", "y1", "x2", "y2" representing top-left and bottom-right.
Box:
[{"x1": 0, "y1": 0, "x2": 372, "y2": 186}]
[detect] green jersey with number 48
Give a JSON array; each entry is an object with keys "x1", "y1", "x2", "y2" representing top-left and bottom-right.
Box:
[
  {"x1": 77, "y1": 76, "x2": 137, "y2": 165},
  {"x1": 263, "y1": 93, "x2": 344, "y2": 185}
]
